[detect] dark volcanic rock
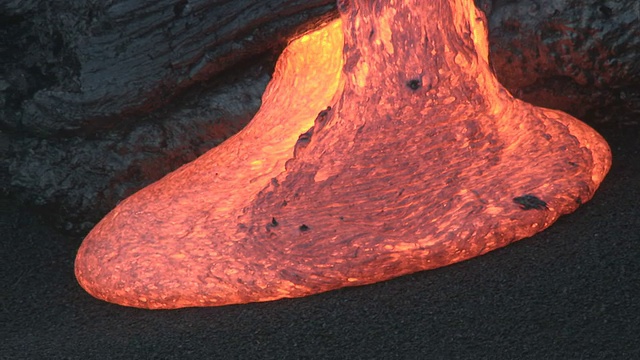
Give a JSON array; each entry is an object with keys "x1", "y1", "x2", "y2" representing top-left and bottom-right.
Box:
[
  {"x1": 0, "y1": 0, "x2": 638, "y2": 233},
  {"x1": 486, "y1": 0, "x2": 640, "y2": 119},
  {"x1": 0, "y1": 0, "x2": 336, "y2": 136}
]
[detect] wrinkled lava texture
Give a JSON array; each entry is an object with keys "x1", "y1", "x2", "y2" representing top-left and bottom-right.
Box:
[{"x1": 75, "y1": 0, "x2": 610, "y2": 309}]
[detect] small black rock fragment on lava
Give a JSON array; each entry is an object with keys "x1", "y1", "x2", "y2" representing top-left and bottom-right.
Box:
[{"x1": 513, "y1": 194, "x2": 548, "y2": 210}]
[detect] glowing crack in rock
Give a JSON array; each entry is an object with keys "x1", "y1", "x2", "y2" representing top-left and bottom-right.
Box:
[{"x1": 75, "y1": 0, "x2": 611, "y2": 309}]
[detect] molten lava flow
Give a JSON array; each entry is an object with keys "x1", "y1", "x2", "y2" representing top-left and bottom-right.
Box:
[{"x1": 75, "y1": 0, "x2": 611, "y2": 309}]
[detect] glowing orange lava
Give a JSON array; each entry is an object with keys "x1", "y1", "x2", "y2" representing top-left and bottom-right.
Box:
[{"x1": 75, "y1": 0, "x2": 611, "y2": 309}]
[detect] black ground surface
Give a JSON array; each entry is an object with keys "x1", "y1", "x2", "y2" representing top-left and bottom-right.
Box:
[{"x1": 1, "y1": 121, "x2": 639, "y2": 359}]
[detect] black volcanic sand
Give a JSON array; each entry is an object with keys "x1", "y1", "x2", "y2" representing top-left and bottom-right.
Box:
[{"x1": 2, "y1": 120, "x2": 639, "y2": 359}]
